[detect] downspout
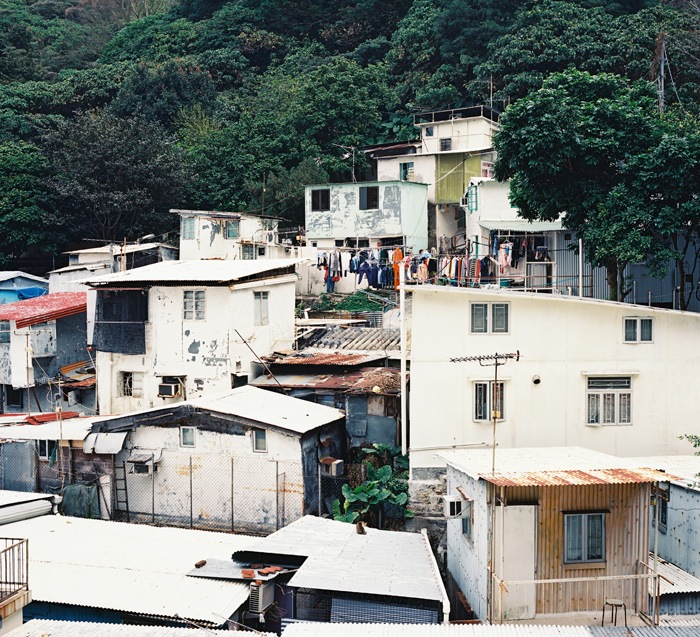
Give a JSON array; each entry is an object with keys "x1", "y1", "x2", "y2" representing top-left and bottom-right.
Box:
[
  {"x1": 400, "y1": 263, "x2": 407, "y2": 456},
  {"x1": 578, "y1": 237, "x2": 584, "y2": 298}
]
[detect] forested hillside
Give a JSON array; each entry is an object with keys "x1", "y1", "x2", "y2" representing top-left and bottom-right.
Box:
[{"x1": 1, "y1": 0, "x2": 699, "y2": 265}]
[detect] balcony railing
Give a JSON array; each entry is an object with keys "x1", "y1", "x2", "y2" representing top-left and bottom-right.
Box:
[{"x1": 0, "y1": 538, "x2": 29, "y2": 603}]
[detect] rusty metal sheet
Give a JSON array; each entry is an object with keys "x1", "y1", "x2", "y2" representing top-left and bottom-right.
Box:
[
  {"x1": 268, "y1": 352, "x2": 386, "y2": 366},
  {"x1": 251, "y1": 368, "x2": 400, "y2": 394},
  {"x1": 0, "y1": 292, "x2": 86, "y2": 328},
  {"x1": 482, "y1": 468, "x2": 677, "y2": 487}
]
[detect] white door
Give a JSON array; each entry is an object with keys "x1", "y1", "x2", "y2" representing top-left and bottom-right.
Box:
[{"x1": 494, "y1": 504, "x2": 536, "y2": 620}]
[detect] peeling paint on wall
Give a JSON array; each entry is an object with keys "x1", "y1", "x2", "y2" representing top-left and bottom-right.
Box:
[{"x1": 188, "y1": 340, "x2": 200, "y2": 354}]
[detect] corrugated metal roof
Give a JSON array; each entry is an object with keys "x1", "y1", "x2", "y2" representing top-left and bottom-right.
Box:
[
  {"x1": 84, "y1": 258, "x2": 303, "y2": 286},
  {"x1": 266, "y1": 352, "x2": 387, "y2": 366},
  {"x1": 305, "y1": 326, "x2": 403, "y2": 352},
  {"x1": 0, "y1": 490, "x2": 55, "y2": 508},
  {"x1": 650, "y1": 554, "x2": 700, "y2": 596},
  {"x1": 281, "y1": 624, "x2": 700, "y2": 636},
  {"x1": 0, "y1": 417, "x2": 98, "y2": 441},
  {"x1": 440, "y1": 447, "x2": 677, "y2": 487},
  {"x1": 630, "y1": 456, "x2": 700, "y2": 488},
  {"x1": 6, "y1": 620, "x2": 235, "y2": 637},
  {"x1": 0, "y1": 271, "x2": 48, "y2": 285},
  {"x1": 64, "y1": 242, "x2": 171, "y2": 256},
  {"x1": 251, "y1": 368, "x2": 401, "y2": 394},
  {"x1": 237, "y1": 516, "x2": 446, "y2": 603},
  {"x1": 83, "y1": 431, "x2": 128, "y2": 454},
  {"x1": 189, "y1": 386, "x2": 345, "y2": 433},
  {"x1": 0, "y1": 291, "x2": 86, "y2": 328},
  {"x1": 0, "y1": 515, "x2": 255, "y2": 625}
]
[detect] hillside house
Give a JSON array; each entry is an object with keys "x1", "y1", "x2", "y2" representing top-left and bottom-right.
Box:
[
  {"x1": 440, "y1": 447, "x2": 670, "y2": 623},
  {"x1": 408, "y1": 286, "x2": 699, "y2": 477},
  {"x1": 0, "y1": 292, "x2": 94, "y2": 414},
  {"x1": 191, "y1": 515, "x2": 449, "y2": 632},
  {"x1": 0, "y1": 272, "x2": 48, "y2": 305},
  {"x1": 86, "y1": 259, "x2": 299, "y2": 414},
  {"x1": 175, "y1": 209, "x2": 294, "y2": 261},
  {"x1": 88, "y1": 386, "x2": 345, "y2": 533}
]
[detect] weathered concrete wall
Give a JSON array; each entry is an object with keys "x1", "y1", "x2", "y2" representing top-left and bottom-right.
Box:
[
  {"x1": 654, "y1": 484, "x2": 700, "y2": 578},
  {"x1": 97, "y1": 278, "x2": 296, "y2": 415},
  {"x1": 179, "y1": 214, "x2": 275, "y2": 260}
]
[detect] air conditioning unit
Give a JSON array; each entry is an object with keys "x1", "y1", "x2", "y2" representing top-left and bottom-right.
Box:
[
  {"x1": 158, "y1": 383, "x2": 181, "y2": 398},
  {"x1": 249, "y1": 581, "x2": 275, "y2": 613},
  {"x1": 328, "y1": 459, "x2": 344, "y2": 477},
  {"x1": 443, "y1": 494, "x2": 466, "y2": 518}
]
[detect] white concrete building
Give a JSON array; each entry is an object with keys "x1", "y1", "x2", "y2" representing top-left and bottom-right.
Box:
[
  {"x1": 174, "y1": 209, "x2": 294, "y2": 261},
  {"x1": 372, "y1": 107, "x2": 498, "y2": 251},
  {"x1": 86, "y1": 259, "x2": 299, "y2": 415},
  {"x1": 408, "y1": 285, "x2": 700, "y2": 475}
]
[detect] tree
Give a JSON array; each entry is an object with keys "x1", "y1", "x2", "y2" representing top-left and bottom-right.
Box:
[
  {"x1": 494, "y1": 70, "x2": 660, "y2": 300},
  {"x1": 43, "y1": 109, "x2": 190, "y2": 241},
  {"x1": 0, "y1": 140, "x2": 61, "y2": 265}
]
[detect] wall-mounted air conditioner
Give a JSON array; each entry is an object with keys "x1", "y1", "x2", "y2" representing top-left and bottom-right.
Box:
[
  {"x1": 249, "y1": 581, "x2": 275, "y2": 613},
  {"x1": 158, "y1": 383, "x2": 181, "y2": 397},
  {"x1": 443, "y1": 494, "x2": 467, "y2": 518}
]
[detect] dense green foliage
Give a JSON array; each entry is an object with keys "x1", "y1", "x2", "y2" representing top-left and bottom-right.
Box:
[{"x1": 1, "y1": 0, "x2": 700, "y2": 262}]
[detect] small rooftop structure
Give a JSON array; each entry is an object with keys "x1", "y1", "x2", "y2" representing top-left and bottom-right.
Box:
[
  {"x1": 63, "y1": 242, "x2": 173, "y2": 257},
  {"x1": 251, "y1": 367, "x2": 400, "y2": 395},
  {"x1": 302, "y1": 326, "x2": 403, "y2": 352},
  {"x1": 84, "y1": 258, "x2": 301, "y2": 287},
  {"x1": 0, "y1": 271, "x2": 48, "y2": 286},
  {"x1": 0, "y1": 291, "x2": 86, "y2": 328},
  {"x1": 0, "y1": 514, "x2": 255, "y2": 626},
  {"x1": 264, "y1": 351, "x2": 388, "y2": 366},
  {"x1": 0, "y1": 414, "x2": 98, "y2": 441},
  {"x1": 439, "y1": 447, "x2": 676, "y2": 487}
]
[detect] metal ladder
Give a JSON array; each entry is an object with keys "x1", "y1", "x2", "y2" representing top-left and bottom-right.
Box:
[{"x1": 114, "y1": 462, "x2": 130, "y2": 522}]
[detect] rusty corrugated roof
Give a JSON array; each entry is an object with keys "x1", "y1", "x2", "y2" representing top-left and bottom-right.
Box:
[
  {"x1": 250, "y1": 367, "x2": 401, "y2": 394},
  {"x1": 266, "y1": 352, "x2": 386, "y2": 366},
  {"x1": 483, "y1": 467, "x2": 675, "y2": 487},
  {"x1": 0, "y1": 292, "x2": 87, "y2": 328}
]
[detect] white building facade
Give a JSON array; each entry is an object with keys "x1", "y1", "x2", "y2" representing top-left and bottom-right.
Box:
[
  {"x1": 88, "y1": 260, "x2": 298, "y2": 415},
  {"x1": 409, "y1": 286, "x2": 699, "y2": 474}
]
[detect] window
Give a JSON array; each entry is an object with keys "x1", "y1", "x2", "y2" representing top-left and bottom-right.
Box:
[
  {"x1": 359, "y1": 186, "x2": 379, "y2": 210},
  {"x1": 481, "y1": 161, "x2": 494, "y2": 178},
  {"x1": 652, "y1": 483, "x2": 669, "y2": 533},
  {"x1": 119, "y1": 371, "x2": 143, "y2": 398},
  {"x1": 565, "y1": 512, "x2": 605, "y2": 564},
  {"x1": 586, "y1": 377, "x2": 631, "y2": 425},
  {"x1": 180, "y1": 426, "x2": 196, "y2": 448},
  {"x1": 440, "y1": 138, "x2": 452, "y2": 151},
  {"x1": 461, "y1": 500, "x2": 474, "y2": 542},
  {"x1": 225, "y1": 220, "x2": 240, "y2": 239},
  {"x1": 183, "y1": 290, "x2": 206, "y2": 320},
  {"x1": 399, "y1": 162, "x2": 414, "y2": 181},
  {"x1": 5, "y1": 385, "x2": 22, "y2": 409},
  {"x1": 254, "y1": 291, "x2": 269, "y2": 326},
  {"x1": 182, "y1": 216, "x2": 195, "y2": 240},
  {"x1": 470, "y1": 303, "x2": 509, "y2": 334},
  {"x1": 425, "y1": 126, "x2": 434, "y2": 137},
  {"x1": 311, "y1": 188, "x2": 330, "y2": 211},
  {"x1": 624, "y1": 317, "x2": 653, "y2": 343},
  {"x1": 242, "y1": 244, "x2": 255, "y2": 260},
  {"x1": 474, "y1": 381, "x2": 505, "y2": 421},
  {"x1": 253, "y1": 428, "x2": 267, "y2": 452},
  {"x1": 0, "y1": 320, "x2": 10, "y2": 344},
  {"x1": 38, "y1": 439, "x2": 57, "y2": 461}
]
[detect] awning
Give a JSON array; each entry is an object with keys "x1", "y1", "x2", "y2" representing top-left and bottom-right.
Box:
[
  {"x1": 127, "y1": 448, "x2": 163, "y2": 465},
  {"x1": 480, "y1": 219, "x2": 564, "y2": 232},
  {"x1": 83, "y1": 432, "x2": 128, "y2": 454}
]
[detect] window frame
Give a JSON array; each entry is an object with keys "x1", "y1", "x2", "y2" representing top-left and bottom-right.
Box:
[
  {"x1": 38, "y1": 439, "x2": 57, "y2": 461},
  {"x1": 183, "y1": 289, "x2": 206, "y2": 321},
  {"x1": 311, "y1": 188, "x2": 330, "y2": 212},
  {"x1": 225, "y1": 220, "x2": 240, "y2": 240},
  {"x1": 473, "y1": 380, "x2": 505, "y2": 422},
  {"x1": 586, "y1": 376, "x2": 632, "y2": 426},
  {"x1": 399, "y1": 161, "x2": 415, "y2": 181},
  {"x1": 181, "y1": 216, "x2": 196, "y2": 240},
  {"x1": 470, "y1": 302, "x2": 510, "y2": 334},
  {"x1": 653, "y1": 482, "x2": 669, "y2": 533},
  {"x1": 180, "y1": 426, "x2": 196, "y2": 448},
  {"x1": 425, "y1": 126, "x2": 434, "y2": 137},
  {"x1": 623, "y1": 317, "x2": 653, "y2": 343},
  {"x1": 359, "y1": 186, "x2": 379, "y2": 211},
  {"x1": 564, "y1": 512, "x2": 606, "y2": 564},
  {"x1": 440, "y1": 138, "x2": 452, "y2": 152},
  {"x1": 0, "y1": 320, "x2": 10, "y2": 344},
  {"x1": 119, "y1": 371, "x2": 143, "y2": 398},
  {"x1": 254, "y1": 291, "x2": 269, "y2": 326},
  {"x1": 461, "y1": 500, "x2": 474, "y2": 542},
  {"x1": 253, "y1": 428, "x2": 267, "y2": 453},
  {"x1": 5, "y1": 385, "x2": 22, "y2": 408}
]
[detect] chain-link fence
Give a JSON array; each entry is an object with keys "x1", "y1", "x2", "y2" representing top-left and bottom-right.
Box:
[
  {"x1": 115, "y1": 451, "x2": 307, "y2": 535},
  {"x1": 0, "y1": 441, "x2": 37, "y2": 491}
]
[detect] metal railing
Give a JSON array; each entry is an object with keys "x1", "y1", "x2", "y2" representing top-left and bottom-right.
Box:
[
  {"x1": 0, "y1": 538, "x2": 29, "y2": 604},
  {"x1": 491, "y1": 567, "x2": 660, "y2": 625}
]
